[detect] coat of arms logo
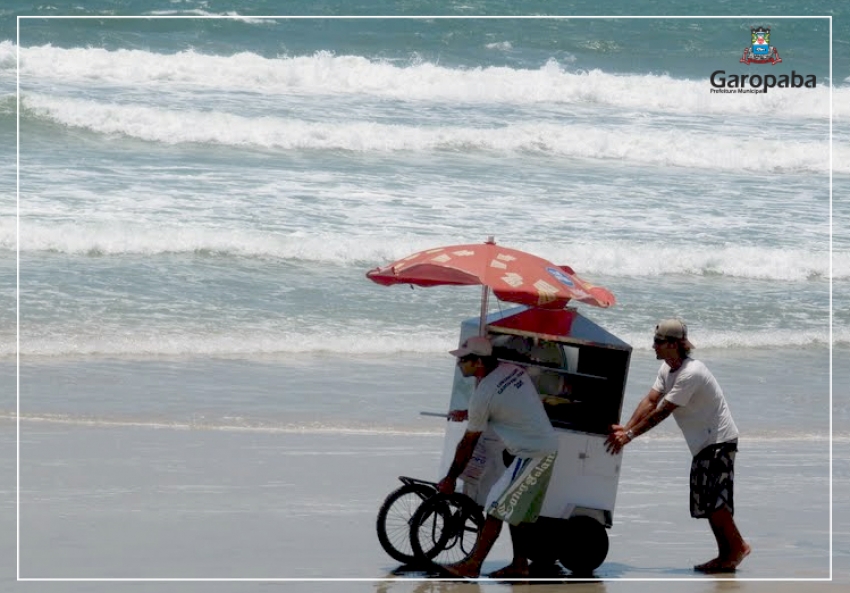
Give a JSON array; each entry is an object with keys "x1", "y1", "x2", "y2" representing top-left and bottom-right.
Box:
[{"x1": 740, "y1": 27, "x2": 782, "y2": 65}]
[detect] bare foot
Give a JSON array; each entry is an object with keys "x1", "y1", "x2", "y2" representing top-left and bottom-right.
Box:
[
  {"x1": 718, "y1": 542, "x2": 752, "y2": 570},
  {"x1": 694, "y1": 558, "x2": 722, "y2": 573},
  {"x1": 488, "y1": 562, "x2": 530, "y2": 578},
  {"x1": 440, "y1": 561, "x2": 481, "y2": 579},
  {"x1": 695, "y1": 544, "x2": 751, "y2": 573}
]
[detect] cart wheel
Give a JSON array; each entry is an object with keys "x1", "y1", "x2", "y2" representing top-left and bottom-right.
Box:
[
  {"x1": 525, "y1": 518, "x2": 562, "y2": 567},
  {"x1": 560, "y1": 515, "x2": 609, "y2": 575},
  {"x1": 376, "y1": 483, "x2": 436, "y2": 564},
  {"x1": 409, "y1": 493, "x2": 484, "y2": 566}
]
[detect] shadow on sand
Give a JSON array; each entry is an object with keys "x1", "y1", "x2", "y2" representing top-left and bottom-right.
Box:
[{"x1": 380, "y1": 561, "x2": 615, "y2": 585}]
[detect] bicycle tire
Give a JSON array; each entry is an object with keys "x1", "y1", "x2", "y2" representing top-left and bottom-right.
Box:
[
  {"x1": 376, "y1": 483, "x2": 435, "y2": 564},
  {"x1": 409, "y1": 493, "x2": 484, "y2": 566}
]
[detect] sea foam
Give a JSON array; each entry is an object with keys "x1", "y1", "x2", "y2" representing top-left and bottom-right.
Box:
[
  {"x1": 20, "y1": 93, "x2": 842, "y2": 174},
  {"x1": 6, "y1": 220, "x2": 845, "y2": 281},
  {"x1": 5, "y1": 325, "x2": 841, "y2": 358},
  {"x1": 10, "y1": 43, "x2": 844, "y2": 119}
]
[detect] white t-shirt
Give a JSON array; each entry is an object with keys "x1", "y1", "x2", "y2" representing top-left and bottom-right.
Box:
[
  {"x1": 652, "y1": 358, "x2": 739, "y2": 456},
  {"x1": 467, "y1": 362, "x2": 558, "y2": 458}
]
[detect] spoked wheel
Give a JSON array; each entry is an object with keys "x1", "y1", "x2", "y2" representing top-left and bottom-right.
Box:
[
  {"x1": 376, "y1": 482, "x2": 436, "y2": 564},
  {"x1": 409, "y1": 493, "x2": 484, "y2": 566}
]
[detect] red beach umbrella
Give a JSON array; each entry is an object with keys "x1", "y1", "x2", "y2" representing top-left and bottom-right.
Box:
[{"x1": 366, "y1": 237, "x2": 615, "y2": 333}]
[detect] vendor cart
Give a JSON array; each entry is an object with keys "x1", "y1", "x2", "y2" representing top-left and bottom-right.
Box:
[{"x1": 369, "y1": 239, "x2": 630, "y2": 574}]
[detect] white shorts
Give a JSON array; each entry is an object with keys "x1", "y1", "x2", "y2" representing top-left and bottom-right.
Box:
[{"x1": 484, "y1": 452, "x2": 557, "y2": 526}]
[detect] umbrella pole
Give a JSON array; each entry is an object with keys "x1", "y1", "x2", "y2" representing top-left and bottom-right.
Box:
[{"x1": 478, "y1": 284, "x2": 489, "y2": 336}]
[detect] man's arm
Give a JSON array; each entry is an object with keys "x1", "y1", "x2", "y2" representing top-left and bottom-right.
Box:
[
  {"x1": 605, "y1": 388, "x2": 662, "y2": 442},
  {"x1": 624, "y1": 388, "x2": 664, "y2": 430},
  {"x1": 437, "y1": 430, "x2": 482, "y2": 495},
  {"x1": 605, "y1": 390, "x2": 678, "y2": 454},
  {"x1": 629, "y1": 398, "x2": 678, "y2": 438}
]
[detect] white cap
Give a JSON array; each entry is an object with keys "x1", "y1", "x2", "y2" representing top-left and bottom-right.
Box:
[{"x1": 449, "y1": 336, "x2": 493, "y2": 358}]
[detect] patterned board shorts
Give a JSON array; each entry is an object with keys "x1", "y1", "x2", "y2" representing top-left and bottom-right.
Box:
[
  {"x1": 485, "y1": 452, "x2": 557, "y2": 526},
  {"x1": 690, "y1": 439, "x2": 738, "y2": 518}
]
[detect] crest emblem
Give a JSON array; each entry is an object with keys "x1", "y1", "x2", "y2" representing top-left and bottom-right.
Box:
[{"x1": 740, "y1": 27, "x2": 782, "y2": 65}]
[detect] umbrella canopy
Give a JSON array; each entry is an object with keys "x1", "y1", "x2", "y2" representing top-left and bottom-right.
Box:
[{"x1": 366, "y1": 238, "x2": 615, "y2": 311}]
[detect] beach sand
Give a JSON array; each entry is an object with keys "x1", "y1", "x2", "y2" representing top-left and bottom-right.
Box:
[
  {"x1": 2, "y1": 419, "x2": 848, "y2": 591},
  {"x1": 2, "y1": 345, "x2": 847, "y2": 591}
]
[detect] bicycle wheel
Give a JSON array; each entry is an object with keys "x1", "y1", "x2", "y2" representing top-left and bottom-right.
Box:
[
  {"x1": 376, "y1": 483, "x2": 435, "y2": 564},
  {"x1": 409, "y1": 493, "x2": 484, "y2": 566}
]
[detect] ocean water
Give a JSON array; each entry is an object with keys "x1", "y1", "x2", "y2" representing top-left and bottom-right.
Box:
[{"x1": 1, "y1": 5, "x2": 847, "y2": 430}]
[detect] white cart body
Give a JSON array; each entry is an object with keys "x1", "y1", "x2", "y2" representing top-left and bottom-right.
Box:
[{"x1": 438, "y1": 305, "x2": 632, "y2": 528}]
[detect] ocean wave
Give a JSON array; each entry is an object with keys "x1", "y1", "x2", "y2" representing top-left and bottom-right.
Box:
[
  {"x1": 5, "y1": 222, "x2": 844, "y2": 281},
  {"x1": 145, "y1": 10, "x2": 272, "y2": 25},
  {"x1": 0, "y1": 412, "x2": 445, "y2": 436},
  {"x1": 20, "y1": 93, "x2": 840, "y2": 174},
  {"x1": 8, "y1": 42, "x2": 844, "y2": 119},
  {"x1": 1, "y1": 412, "x2": 843, "y2": 442},
  {"x1": 3, "y1": 325, "x2": 841, "y2": 358},
  {"x1": 540, "y1": 242, "x2": 841, "y2": 282},
  {"x1": 6, "y1": 330, "x2": 457, "y2": 358},
  {"x1": 0, "y1": 93, "x2": 14, "y2": 116},
  {"x1": 0, "y1": 40, "x2": 14, "y2": 72}
]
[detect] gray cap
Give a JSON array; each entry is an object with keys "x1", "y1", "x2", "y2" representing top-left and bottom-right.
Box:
[{"x1": 655, "y1": 319, "x2": 695, "y2": 349}]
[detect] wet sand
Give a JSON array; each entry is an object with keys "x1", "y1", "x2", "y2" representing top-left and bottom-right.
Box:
[{"x1": 3, "y1": 417, "x2": 847, "y2": 591}]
